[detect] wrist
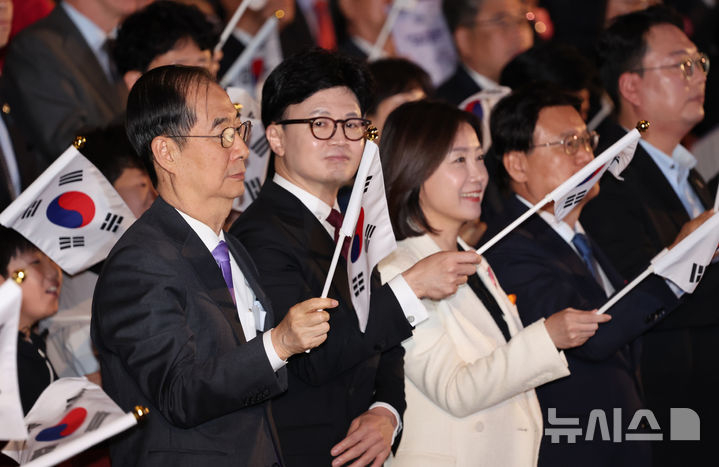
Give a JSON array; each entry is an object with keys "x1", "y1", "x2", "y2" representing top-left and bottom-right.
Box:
[
  {"x1": 271, "y1": 325, "x2": 291, "y2": 360},
  {"x1": 401, "y1": 269, "x2": 425, "y2": 299}
]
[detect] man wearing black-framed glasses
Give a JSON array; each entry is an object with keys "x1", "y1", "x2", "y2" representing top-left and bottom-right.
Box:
[{"x1": 581, "y1": 6, "x2": 719, "y2": 466}]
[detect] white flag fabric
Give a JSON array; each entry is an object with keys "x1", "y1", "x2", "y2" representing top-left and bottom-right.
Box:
[
  {"x1": 0, "y1": 280, "x2": 27, "y2": 440},
  {"x1": 650, "y1": 211, "x2": 719, "y2": 294},
  {"x1": 551, "y1": 128, "x2": 641, "y2": 221},
  {"x1": 3, "y1": 377, "x2": 139, "y2": 467},
  {"x1": 0, "y1": 146, "x2": 136, "y2": 275},
  {"x1": 344, "y1": 141, "x2": 397, "y2": 331},
  {"x1": 459, "y1": 87, "x2": 512, "y2": 149},
  {"x1": 226, "y1": 87, "x2": 271, "y2": 212}
]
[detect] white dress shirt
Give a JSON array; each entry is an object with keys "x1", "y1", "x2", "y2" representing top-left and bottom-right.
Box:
[
  {"x1": 464, "y1": 64, "x2": 503, "y2": 91},
  {"x1": 175, "y1": 209, "x2": 286, "y2": 371}
]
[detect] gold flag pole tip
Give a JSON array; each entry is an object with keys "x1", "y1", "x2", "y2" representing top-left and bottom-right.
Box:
[
  {"x1": 132, "y1": 406, "x2": 150, "y2": 421},
  {"x1": 636, "y1": 120, "x2": 650, "y2": 133},
  {"x1": 73, "y1": 136, "x2": 87, "y2": 149},
  {"x1": 365, "y1": 126, "x2": 379, "y2": 141},
  {"x1": 274, "y1": 10, "x2": 285, "y2": 19}
]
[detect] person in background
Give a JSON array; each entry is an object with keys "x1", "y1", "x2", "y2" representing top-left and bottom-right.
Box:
[
  {"x1": 0, "y1": 226, "x2": 61, "y2": 414},
  {"x1": 377, "y1": 99, "x2": 609, "y2": 467},
  {"x1": 114, "y1": 0, "x2": 220, "y2": 91},
  {"x1": 367, "y1": 58, "x2": 433, "y2": 136}
]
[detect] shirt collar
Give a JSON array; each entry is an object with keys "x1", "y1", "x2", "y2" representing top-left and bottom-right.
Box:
[
  {"x1": 639, "y1": 139, "x2": 697, "y2": 185},
  {"x1": 62, "y1": 2, "x2": 109, "y2": 53},
  {"x1": 462, "y1": 64, "x2": 501, "y2": 91},
  {"x1": 175, "y1": 208, "x2": 226, "y2": 252},
  {"x1": 273, "y1": 174, "x2": 339, "y2": 229}
]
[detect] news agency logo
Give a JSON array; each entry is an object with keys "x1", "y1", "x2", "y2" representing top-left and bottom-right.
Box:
[{"x1": 545, "y1": 408, "x2": 700, "y2": 443}]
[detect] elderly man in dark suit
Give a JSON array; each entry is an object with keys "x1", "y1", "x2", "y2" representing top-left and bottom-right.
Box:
[
  {"x1": 3, "y1": 0, "x2": 136, "y2": 164},
  {"x1": 91, "y1": 65, "x2": 336, "y2": 467},
  {"x1": 230, "y1": 49, "x2": 481, "y2": 466},
  {"x1": 484, "y1": 83, "x2": 708, "y2": 467},
  {"x1": 580, "y1": 6, "x2": 718, "y2": 465}
]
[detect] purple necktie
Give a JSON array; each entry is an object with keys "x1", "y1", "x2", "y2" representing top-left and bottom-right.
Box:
[
  {"x1": 212, "y1": 240, "x2": 235, "y2": 304},
  {"x1": 326, "y1": 208, "x2": 350, "y2": 259}
]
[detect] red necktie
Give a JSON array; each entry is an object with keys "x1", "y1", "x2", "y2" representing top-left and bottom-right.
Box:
[
  {"x1": 313, "y1": 0, "x2": 337, "y2": 50},
  {"x1": 326, "y1": 208, "x2": 350, "y2": 259}
]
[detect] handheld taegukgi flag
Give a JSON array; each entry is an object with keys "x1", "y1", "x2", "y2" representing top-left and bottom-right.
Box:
[
  {"x1": 477, "y1": 122, "x2": 647, "y2": 255},
  {"x1": 597, "y1": 210, "x2": 719, "y2": 314},
  {"x1": 459, "y1": 87, "x2": 512, "y2": 149},
  {"x1": 2, "y1": 378, "x2": 147, "y2": 467},
  {"x1": 321, "y1": 140, "x2": 396, "y2": 332},
  {"x1": 0, "y1": 280, "x2": 27, "y2": 440},
  {"x1": 226, "y1": 87, "x2": 271, "y2": 211},
  {"x1": 0, "y1": 145, "x2": 136, "y2": 275}
]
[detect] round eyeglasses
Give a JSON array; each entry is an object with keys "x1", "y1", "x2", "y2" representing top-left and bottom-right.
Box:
[
  {"x1": 168, "y1": 121, "x2": 252, "y2": 148},
  {"x1": 276, "y1": 117, "x2": 371, "y2": 141},
  {"x1": 631, "y1": 53, "x2": 710, "y2": 80},
  {"x1": 530, "y1": 130, "x2": 599, "y2": 156}
]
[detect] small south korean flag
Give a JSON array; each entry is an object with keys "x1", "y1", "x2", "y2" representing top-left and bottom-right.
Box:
[{"x1": 0, "y1": 145, "x2": 136, "y2": 275}]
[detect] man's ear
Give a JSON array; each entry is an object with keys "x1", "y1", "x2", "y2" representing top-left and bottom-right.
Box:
[
  {"x1": 123, "y1": 71, "x2": 142, "y2": 92},
  {"x1": 503, "y1": 150, "x2": 529, "y2": 184},
  {"x1": 618, "y1": 71, "x2": 642, "y2": 107},
  {"x1": 150, "y1": 136, "x2": 178, "y2": 176},
  {"x1": 266, "y1": 124, "x2": 286, "y2": 157}
]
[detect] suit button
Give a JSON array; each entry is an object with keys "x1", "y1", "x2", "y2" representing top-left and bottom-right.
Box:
[
  {"x1": 475, "y1": 421, "x2": 484, "y2": 432},
  {"x1": 407, "y1": 315, "x2": 415, "y2": 324}
]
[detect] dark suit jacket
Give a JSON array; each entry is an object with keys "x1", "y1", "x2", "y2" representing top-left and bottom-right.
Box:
[
  {"x1": 580, "y1": 120, "x2": 719, "y2": 465},
  {"x1": 436, "y1": 65, "x2": 482, "y2": 106},
  {"x1": 3, "y1": 4, "x2": 127, "y2": 164},
  {"x1": 230, "y1": 180, "x2": 413, "y2": 466},
  {"x1": 91, "y1": 197, "x2": 286, "y2": 467},
  {"x1": 485, "y1": 196, "x2": 679, "y2": 467}
]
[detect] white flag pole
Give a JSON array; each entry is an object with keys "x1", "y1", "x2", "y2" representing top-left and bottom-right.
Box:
[
  {"x1": 368, "y1": 0, "x2": 412, "y2": 60},
  {"x1": 22, "y1": 409, "x2": 146, "y2": 467},
  {"x1": 219, "y1": 11, "x2": 282, "y2": 88},
  {"x1": 714, "y1": 184, "x2": 719, "y2": 212},
  {"x1": 215, "y1": 0, "x2": 253, "y2": 53},
  {"x1": 595, "y1": 266, "x2": 654, "y2": 314},
  {"x1": 476, "y1": 195, "x2": 551, "y2": 255},
  {"x1": 321, "y1": 242, "x2": 344, "y2": 298}
]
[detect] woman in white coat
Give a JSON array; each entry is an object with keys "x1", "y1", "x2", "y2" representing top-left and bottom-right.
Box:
[{"x1": 377, "y1": 100, "x2": 610, "y2": 467}]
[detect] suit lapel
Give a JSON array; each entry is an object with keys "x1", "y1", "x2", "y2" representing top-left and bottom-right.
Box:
[
  {"x1": 152, "y1": 198, "x2": 248, "y2": 345},
  {"x1": 689, "y1": 169, "x2": 713, "y2": 209}
]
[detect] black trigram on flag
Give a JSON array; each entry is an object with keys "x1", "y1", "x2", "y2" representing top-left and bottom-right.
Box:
[
  {"x1": 363, "y1": 175, "x2": 373, "y2": 193},
  {"x1": 245, "y1": 177, "x2": 262, "y2": 201},
  {"x1": 690, "y1": 263, "x2": 705, "y2": 283},
  {"x1": 21, "y1": 199, "x2": 42, "y2": 219},
  {"x1": 364, "y1": 223, "x2": 376, "y2": 250},
  {"x1": 100, "y1": 213, "x2": 124, "y2": 232},
  {"x1": 85, "y1": 411, "x2": 111, "y2": 432},
  {"x1": 352, "y1": 272, "x2": 365, "y2": 298},
  {"x1": 30, "y1": 445, "x2": 57, "y2": 461},
  {"x1": 59, "y1": 236, "x2": 85, "y2": 250},
  {"x1": 251, "y1": 136, "x2": 270, "y2": 156},
  {"x1": 562, "y1": 190, "x2": 587, "y2": 209},
  {"x1": 59, "y1": 169, "x2": 83, "y2": 186}
]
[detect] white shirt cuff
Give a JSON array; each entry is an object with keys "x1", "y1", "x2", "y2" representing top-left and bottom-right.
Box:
[
  {"x1": 388, "y1": 275, "x2": 428, "y2": 326},
  {"x1": 664, "y1": 278, "x2": 685, "y2": 298},
  {"x1": 369, "y1": 402, "x2": 402, "y2": 444},
  {"x1": 262, "y1": 329, "x2": 287, "y2": 372}
]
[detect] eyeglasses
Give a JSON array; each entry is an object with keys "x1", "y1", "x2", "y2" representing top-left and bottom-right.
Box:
[
  {"x1": 631, "y1": 53, "x2": 710, "y2": 80},
  {"x1": 530, "y1": 130, "x2": 599, "y2": 156},
  {"x1": 276, "y1": 117, "x2": 371, "y2": 141},
  {"x1": 168, "y1": 121, "x2": 252, "y2": 148},
  {"x1": 469, "y1": 12, "x2": 530, "y2": 31}
]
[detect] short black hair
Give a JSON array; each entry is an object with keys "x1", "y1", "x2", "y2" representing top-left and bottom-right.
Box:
[
  {"x1": 261, "y1": 48, "x2": 374, "y2": 128},
  {"x1": 500, "y1": 42, "x2": 599, "y2": 94},
  {"x1": 78, "y1": 125, "x2": 146, "y2": 185},
  {"x1": 367, "y1": 58, "x2": 434, "y2": 116},
  {"x1": 442, "y1": 0, "x2": 482, "y2": 33},
  {"x1": 0, "y1": 226, "x2": 38, "y2": 279},
  {"x1": 114, "y1": 0, "x2": 217, "y2": 75},
  {"x1": 598, "y1": 5, "x2": 683, "y2": 112},
  {"x1": 490, "y1": 83, "x2": 581, "y2": 190},
  {"x1": 381, "y1": 100, "x2": 482, "y2": 240},
  {"x1": 125, "y1": 65, "x2": 214, "y2": 187}
]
